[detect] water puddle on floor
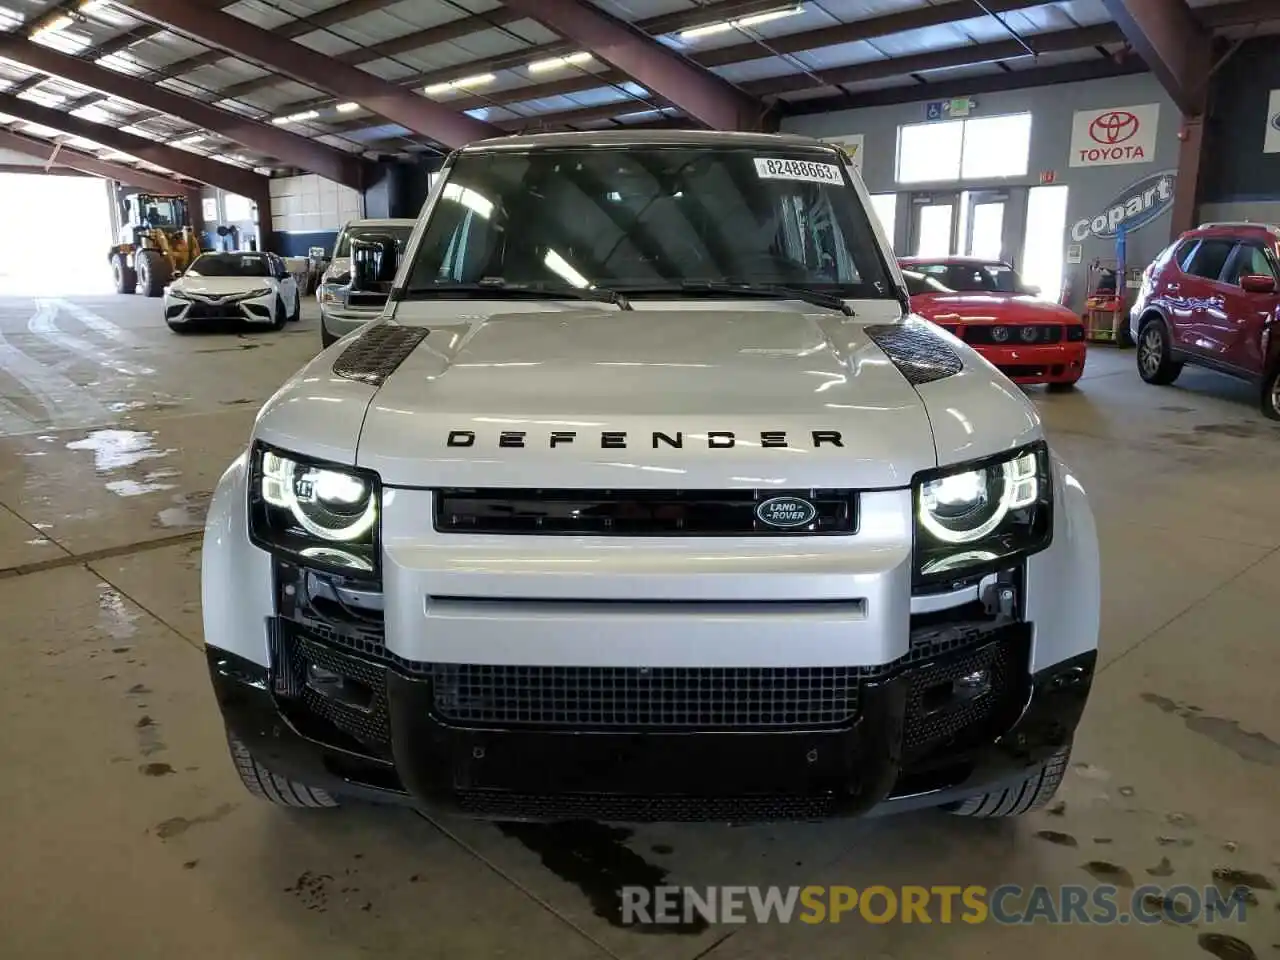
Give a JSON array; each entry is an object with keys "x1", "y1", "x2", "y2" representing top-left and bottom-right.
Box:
[
  {"x1": 97, "y1": 585, "x2": 139, "y2": 640},
  {"x1": 155, "y1": 490, "x2": 212, "y2": 529},
  {"x1": 66, "y1": 428, "x2": 175, "y2": 473}
]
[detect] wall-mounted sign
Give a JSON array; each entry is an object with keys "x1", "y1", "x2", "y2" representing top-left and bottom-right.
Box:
[
  {"x1": 201, "y1": 198, "x2": 217, "y2": 221},
  {"x1": 1069, "y1": 103, "x2": 1160, "y2": 167},
  {"x1": 822, "y1": 134, "x2": 863, "y2": 173},
  {"x1": 1266, "y1": 89, "x2": 1280, "y2": 154},
  {"x1": 1040, "y1": 170, "x2": 1057, "y2": 185},
  {"x1": 1069, "y1": 169, "x2": 1177, "y2": 242},
  {"x1": 1066, "y1": 244, "x2": 1083, "y2": 264},
  {"x1": 925, "y1": 98, "x2": 974, "y2": 122}
]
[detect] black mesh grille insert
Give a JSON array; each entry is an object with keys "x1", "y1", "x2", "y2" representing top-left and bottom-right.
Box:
[
  {"x1": 454, "y1": 790, "x2": 838, "y2": 823},
  {"x1": 184, "y1": 301, "x2": 244, "y2": 320},
  {"x1": 289, "y1": 632, "x2": 391, "y2": 748},
  {"x1": 964, "y1": 325, "x2": 1063, "y2": 345},
  {"x1": 902, "y1": 637, "x2": 1025, "y2": 755},
  {"x1": 430, "y1": 664, "x2": 861, "y2": 729},
  {"x1": 332, "y1": 323, "x2": 428, "y2": 384},
  {"x1": 865, "y1": 322, "x2": 963, "y2": 385},
  {"x1": 434, "y1": 488, "x2": 857, "y2": 536}
]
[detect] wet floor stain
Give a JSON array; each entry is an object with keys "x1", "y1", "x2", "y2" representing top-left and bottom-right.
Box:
[
  {"x1": 284, "y1": 870, "x2": 333, "y2": 912},
  {"x1": 139, "y1": 762, "x2": 174, "y2": 776},
  {"x1": 1212, "y1": 868, "x2": 1276, "y2": 891},
  {"x1": 97, "y1": 587, "x2": 138, "y2": 640},
  {"x1": 1081, "y1": 861, "x2": 1135, "y2": 887},
  {"x1": 1072, "y1": 763, "x2": 1110, "y2": 780},
  {"x1": 1158, "y1": 835, "x2": 1195, "y2": 847},
  {"x1": 1194, "y1": 422, "x2": 1265, "y2": 439},
  {"x1": 220, "y1": 397, "x2": 257, "y2": 405},
  {"x1": 1146, "y1": 856, "x2": 1175, "y2": 877},
  {"x1": 1159, "y1": 405, "x2": 1194, "y2": 413},
  {"x1": 1142, "y1": 891, "x2": 1193, "y2": 920},
  {"x1": 1142, "y1": 693, "x2": 1280, "y2": 767},
  {"x1": 1199, "y1": 933, "x2": 1259, "y2": 959},
  {"x1": 196, "y1": 344, "x2": 260, "y2": 353},
  {"x1": 1047, "y1": 801, "x2": 1066, "y2": 816},
  {"x1": 1166, "y1": 811, "x2": 1198, "y2": 828},
  {"x1": 1119, "y1": 785, "x2": 1136, "y2": 797},
  {"x1": 651, "y1": 844, "x2": 673, "y2": 855},
  {"x1": 497, "y1": 820, "x2": 709, "y2": 934},
  {"x1": 153, "y1": 802, "x2": 237, "y2": 839},
  {"x1": 66, "y1": 429, "x2": 174, "y2": 472},
  {"x1": 106, "y1": 479, "x2": 178, "y2": 497},
  {"x1": 182, "y1": 860, "x2": 198, "y2": 870},
  {"x1": 1094, "y1": 837, "x2": 1113, "y2": 845},
  {"x1": 1035, "y1": 830, "x2": 1078, "y2": 847},
  {"x1": 155, "y1": 490, "x2": 212, "y2": 529}
]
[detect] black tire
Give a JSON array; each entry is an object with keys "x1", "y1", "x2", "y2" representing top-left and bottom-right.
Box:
[
  {"x1": 1261, "y1": 367, "x2": 1280, "y2": 421},
  {"x1": 948, "y1": 746, "x2": 1069, "y2": 818},
  {"x1": 1136, "y1": 315, "x2": 1183, "y2": 385},
  {"x1": 321, "y1": 324, "x2": 339, "y2": 349},
  {"x1": 271, "y1": 295, "x2": 287, "y2": 331},
  {"x1": 288, "y1": 292, "x2": 301, "y2": 323},
  {"x1": 112, "y1": 254, "x2": 136, "y2": 295},
  {"x1": 227, "y1": 733, "x2": 337, "y2": 808},
  {"x1": 138, "y1": 250, "x2": 169, "y2": 298},
  {"x1": 1047, "y1": 381, "x2": 1078, "y2": 393}
]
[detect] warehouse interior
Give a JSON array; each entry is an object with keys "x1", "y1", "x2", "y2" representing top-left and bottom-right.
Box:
[{"x1": 0, "y1": 0, "x2": 1278, "y2": 957}]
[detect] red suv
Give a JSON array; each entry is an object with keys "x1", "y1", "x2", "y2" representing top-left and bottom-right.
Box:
[{"x1": 1131, "y1": 222, "x2": 1280, "y2": 417}]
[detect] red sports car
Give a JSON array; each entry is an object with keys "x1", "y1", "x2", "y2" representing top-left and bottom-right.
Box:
[{"x1": 899, "y1": 257, "x2": 1087, "y2": 391}]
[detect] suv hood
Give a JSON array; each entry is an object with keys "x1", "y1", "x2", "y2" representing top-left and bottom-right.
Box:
[{"x1": 353, "y1": 307, "x2": 942, "y2": 489}]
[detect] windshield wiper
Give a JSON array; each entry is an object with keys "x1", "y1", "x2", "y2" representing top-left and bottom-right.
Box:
[
  {"x1": 400, "y1": 278, "x2": 631, "y2": 310},
  {"x1": 625, "y1": 280, "x2": 855, "y2": 316}
]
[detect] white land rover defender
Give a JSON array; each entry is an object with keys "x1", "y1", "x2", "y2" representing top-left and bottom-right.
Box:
[{"x1": 203, "y1": 131, "x2": 1100, "y2": 822}]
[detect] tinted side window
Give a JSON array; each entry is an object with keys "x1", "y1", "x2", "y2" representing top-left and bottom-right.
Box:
[
  {"x1": 1172, "y1": 238, "x2": 1199, "y2": 271},
  {"x1": 1225, "y1": 243, "x2": 1277, "y2": 284},
  {"x1": 1183, "y1": 239, "x2": 1235, "y2": 281}
]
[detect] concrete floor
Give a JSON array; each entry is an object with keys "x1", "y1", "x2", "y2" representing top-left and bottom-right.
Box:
[{"x1": 0, "y1": 294, "x2": 1277, "y2": 960}]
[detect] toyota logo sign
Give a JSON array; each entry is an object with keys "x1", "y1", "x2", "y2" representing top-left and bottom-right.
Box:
[
  {"x1": 1070, "y1": 103, "x2": 1159, "y2": 167},
  {"x1": 1089, "y1": 111, "x2": 1138, "y2": 145}
]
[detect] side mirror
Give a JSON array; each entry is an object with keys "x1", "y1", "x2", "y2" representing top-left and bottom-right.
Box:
[
  {"x1": 350, "y1": 234, "x2": 399, "y2": 292},
  {"x1": 1240, "y1": 274, "x2": 1277, "y2": 294}
]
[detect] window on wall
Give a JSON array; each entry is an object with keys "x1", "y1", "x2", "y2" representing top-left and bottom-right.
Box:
[
  {"x1": 224, "y1": 193, "x2": 254, "y2": 222},
  {"x1": 896, "y1": 113, "x2": 1032, "y2": 184},
  {"x1": 868, "y1": 193, "x2": 898, "y2": 240},
  {"x1": 1020, "y1": 184, "x2": 1069, "y2": 302}
]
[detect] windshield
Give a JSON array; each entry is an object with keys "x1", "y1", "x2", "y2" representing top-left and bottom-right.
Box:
[
  {"x1": 404, "y1": 146, "x2": 895, "y2": 298},
  {"x1": 187, "y1": 253, "x2": 270, "y2": 278},
  {"x1": 137, "y1": 197, "x2": 183, "y2": 228},
  {"x1": 911, "y1": 261, "x2": 1023, "y2": 294},
  {"x1": 901, "y1": 270, "x2": 953, "y2": 296},
  {"x1": 335, "y1": 223, "x2": 415, "y2": 258}
]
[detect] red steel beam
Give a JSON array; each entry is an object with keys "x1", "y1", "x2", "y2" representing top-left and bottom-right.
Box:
[
  {"x1": 115, "y1": 0, "x2": 503, "y2": 147},
  {"x1": 0, "y1": 127, "x2": 190, "y2": 193},
  {"x1": 0, "y1": 33, "x2": 368, "y2": 188},
  {"x1": 0, "y1": 90, "x2": 269, "y2": 199},
  {"x1": 1100, "y1": 0, "x2": 1212, "y2": 115},
  {"x1": 497, "y1": 0, "x2": 761, "y2": 130}
]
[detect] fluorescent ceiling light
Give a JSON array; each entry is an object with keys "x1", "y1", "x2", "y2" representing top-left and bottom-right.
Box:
[
  {"x1": 30, "y1": 14, "x2": 74, "y2": 37},
  {"x1": 272, "y1": 110, "x2": 319, "y2": 125},
  {"x1": 424, "y1": 73, "x2": 495, "y2": 95},
  {"x1": 177, "y1": 135, "x2": 205, "y2": 145},
  {"x1": 80, "y1": 0, "x2": 110, "y2": 11},
  {"x1": 335, "y1": 102, "x2": 360, "y2": 113},
  {"x1": 527, "y1": 51, "x2": 593, "y2": 74},
  {"x1": 680, "y1": 4, "x2": 802, "y2": 40}
]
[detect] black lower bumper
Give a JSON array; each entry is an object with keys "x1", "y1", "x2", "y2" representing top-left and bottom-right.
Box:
[{"x1": 209, "y1": 627, "x2": 1095, "y2": 823}]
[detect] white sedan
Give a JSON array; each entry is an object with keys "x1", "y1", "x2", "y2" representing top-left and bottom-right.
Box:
[{"x1": 164, "y1": 252, "x2": 300, "y2": 332}]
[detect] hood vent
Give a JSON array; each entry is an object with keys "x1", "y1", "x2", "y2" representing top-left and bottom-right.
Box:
[
  {"x1": 865, "y1": 322, "x2": 963, "y2": 386},
  {"x1": 332, "y1": 324, "x2": 429, "y2": 386}
]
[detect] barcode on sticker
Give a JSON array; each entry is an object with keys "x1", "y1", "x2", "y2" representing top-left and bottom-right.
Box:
[{"x1": 753, "y1": 157, "x2": 844, "y2": 184}]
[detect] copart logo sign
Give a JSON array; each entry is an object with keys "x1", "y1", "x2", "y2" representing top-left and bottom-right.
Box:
[
  {"x1": 1070, "y1": 170, "x2": 1177, "y2": 242},
  {"x1": 1069, "y1": 103, "x2": 1160, "y2": 167}
]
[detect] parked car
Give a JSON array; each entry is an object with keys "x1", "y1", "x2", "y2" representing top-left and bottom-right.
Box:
[
  {"x1": 1129, "y1": 222, "x2": 1280, "y2": 418},
  {"x1": 900, "y1": 257, "x2": 1086, "y2": 391},
  {"x1": 202, "y1": 131, "x2": 1099, "y2": 823},
  {"x1": 317, "y1": 218, "x2": 417, "y2": 347},
  {"x1": 163, "y1": 251, "x2": 300, "y2": 332}
]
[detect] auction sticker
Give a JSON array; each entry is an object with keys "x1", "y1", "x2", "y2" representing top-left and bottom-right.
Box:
[{"x1": 754, "y1": 157, "x2": 843, "y2": 184}]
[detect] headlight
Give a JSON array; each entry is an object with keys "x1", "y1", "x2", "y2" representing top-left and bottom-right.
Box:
[
  {"x1": 168, "y1": 288, "x2": 191, "y2": 300},
  {"x1": 249, "y1": 444, "x2": 380, "y2": 576},
  {"x1": 318, "y1": 284, "x2": 345, "y2": 306},
  {"x1": 233, "y1": 287, "x2": 273, "y2": 301},
  {"x1": 913, "y1": 443, "x2": 1051, "y2": 586}
]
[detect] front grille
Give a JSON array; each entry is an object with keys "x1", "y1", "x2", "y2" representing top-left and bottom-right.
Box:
[
  {"x1": 454, "y1": 789, "x2": 838, "y2": 823},
  {"x1": 431, "y1": 664, "x2": 861, "y2": 730},
  {"x1": 999, "y1": 364, "x2": 1064, "y2": 379},
  {"x1": 902, "y1": 637, "x2": 1025, "y2": 755},
  {"x1": 965, "y1": 324, "x2": 1063, "y2": 345},
  {"x1": 434, "y1": 488, "x2": 857, "y2": 536},
  {"x1": 184, "y1": 301, "x2": 243, "y2": 320}
]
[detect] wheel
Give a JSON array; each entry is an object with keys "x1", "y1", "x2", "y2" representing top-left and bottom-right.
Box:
[
  {"x1": 138, "y1": 250, "x2": 169, "y2": 298},
  {"x1": 320, "y1": 324, "x2": 339, "y2": 349},
  {"x1": 288, "y1": 293, "x2": 301, "y2": 323},
  {"x1": 270, "y1": 295, "x2": 287, "y2": 331},
  {"x1": 1136, "y1": 316, "x2": 1183, "y2": 385},
  {"x1": 1261, "y1": 367, "x2": 1280, "y2": 421},
  {"x1": 948, "y1": 746, "x2": 1069, "y2": 818},
  {"x1": 226, "y1": 732, "x2": 337, "y2": 808},
  {"x1": 112, "y1": 254, "x2": 136, "y2": 294},
  {"x1": 1046, "y1": 381, "x2": 1078, "y2": 393}
]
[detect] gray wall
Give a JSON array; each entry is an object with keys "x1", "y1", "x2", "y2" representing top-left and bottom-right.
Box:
[{"x1": 782, "y1": 73, "x2": 1181, "y2": 310}]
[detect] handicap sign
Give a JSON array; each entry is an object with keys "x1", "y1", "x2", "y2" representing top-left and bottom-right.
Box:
[{"x1": 926, "y1": 101, "x2": 945, "y2": 121}]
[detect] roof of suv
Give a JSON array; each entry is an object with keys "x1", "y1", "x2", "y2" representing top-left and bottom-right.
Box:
[
  {"x1": 463, "y1": 129, "x2": 836, "y2": 153},
  {"x1": 1186, "y1": 221, "x2": 1280, "y2": 241}
]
